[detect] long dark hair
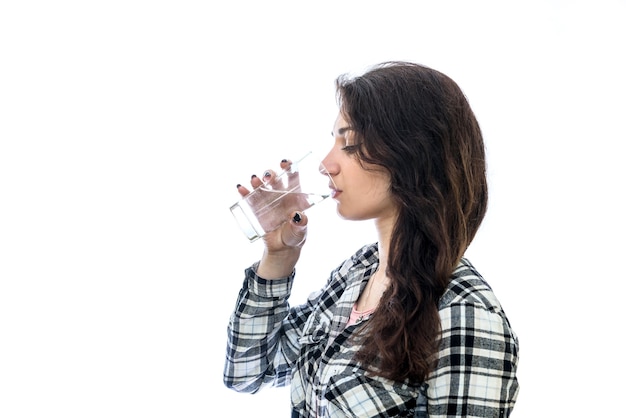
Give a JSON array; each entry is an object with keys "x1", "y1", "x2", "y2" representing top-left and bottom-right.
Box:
[{"x1": 336, "y1": 62, "x2": 488, "y2": 383}]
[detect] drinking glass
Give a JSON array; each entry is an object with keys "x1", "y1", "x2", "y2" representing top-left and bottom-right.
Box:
[{"x1": 230, "y1": 151, "x2": 334, "y2": 242}]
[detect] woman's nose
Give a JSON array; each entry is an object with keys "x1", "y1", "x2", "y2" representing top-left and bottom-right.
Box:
[{"x1": 320, "y1": 153, "x2": 337, "y2": 177}]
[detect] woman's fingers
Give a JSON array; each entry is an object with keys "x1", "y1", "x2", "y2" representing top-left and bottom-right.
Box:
[
  {"x1": 250, "y1": 174, "x2": 263, "y2": 189},
  {"x1": 236, "y1": 157, "x2": 296, "y2": 201},
  {"x1": 280, "y1": 159, "x2": 292, "y2": 171},
  {"x1": 261, "y1": 169, "x2": 277, "y2": 187},
  {"x1": 236, "y1": 184, "x2": 251, "y2": 197},
  {"x1": 279, "y1": 211, "x2": 308, "y2": 248},
  {"x1": 240, "y1": 159, "x2": 292, "y2": 195}
]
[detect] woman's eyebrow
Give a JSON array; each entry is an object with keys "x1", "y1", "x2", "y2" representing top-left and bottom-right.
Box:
[{"x1": 336, "y1": 126, "x2": 353, "y2": 136}]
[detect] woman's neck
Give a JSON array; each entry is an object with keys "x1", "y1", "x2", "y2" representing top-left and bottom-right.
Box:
[
  {"x1": 374, "y1": 215, "x2": 394, "y2": 272},
  {"x1": 354, "y1": 216, "x2": 395, "y2": 312}
]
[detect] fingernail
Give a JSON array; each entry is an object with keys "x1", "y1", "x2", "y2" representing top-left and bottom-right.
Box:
[
  {"x1": 263, "y1": 171, "x2": 271, "y2": 178},
  {"x1": 251, "y1": 174, "x2": 257, "y2": 179},
  {"x1": 281, "y1": 159, "x2": 288, "y2": 163},
  {"x1": 236, "y1": 184, "x2": 241, "y2": 188},
  {"x1": 292, "y1": 212, "x2": 302, "y2": 223},
  {"x1": 280, "y1": 159, "x2": 293, "y2": 171}
]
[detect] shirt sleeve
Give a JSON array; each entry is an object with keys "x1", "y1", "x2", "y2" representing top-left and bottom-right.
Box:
[
  {"x1": 425, "y1": 301, "x2": 520, "y2": 417},
  {"x1": 223, "y1": 264, "x2": 309, "y2": 393}
]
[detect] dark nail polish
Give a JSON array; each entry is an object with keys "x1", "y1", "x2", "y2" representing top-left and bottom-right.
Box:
[
  {"x1": 251, "y1": 174, "x2": 257, "y2": 179},
  {"x1": 263, "y1": 171, "x2": 271, "y2": 178},
  {"x1": 281, "y1": 159, "x2": 288, "y2": 163},
  {"x1": 236, "y1": 184, "x2": 241, "y2": 188},
  {"x1": 292, "y1": 212, "x2": 302, "y2": 223}
]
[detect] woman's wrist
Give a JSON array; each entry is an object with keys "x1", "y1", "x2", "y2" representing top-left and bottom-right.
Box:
[{"x1": 256, "y1": 248, "x2": 301, "y2": 279}]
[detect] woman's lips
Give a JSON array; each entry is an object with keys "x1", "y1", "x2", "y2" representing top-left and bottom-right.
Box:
[{"x1": 330, "y1": 187, "x2": 342, "y2": 199}]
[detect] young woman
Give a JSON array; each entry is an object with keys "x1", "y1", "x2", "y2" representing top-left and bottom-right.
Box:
[{"x1": 224, "y1": 61, "x2": 519, "y2": 417}]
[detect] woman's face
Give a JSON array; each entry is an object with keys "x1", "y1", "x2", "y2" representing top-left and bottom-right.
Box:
[{"x1": 321, "y1": 112, "x2": 398, "y2": 223}]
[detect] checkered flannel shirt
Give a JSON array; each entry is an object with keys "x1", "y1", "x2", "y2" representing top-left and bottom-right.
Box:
[{"x1": 224, "y1": 243, "x2": 519, "y2": 417}]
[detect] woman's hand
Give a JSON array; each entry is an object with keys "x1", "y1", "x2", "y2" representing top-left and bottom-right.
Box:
[{"x1": 237, "y1": 159, "x2": 309, "y2": 278}]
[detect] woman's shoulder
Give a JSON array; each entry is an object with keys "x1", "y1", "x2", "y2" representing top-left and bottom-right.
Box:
[
  {"x1": 439, "y1": 258, "x2": 504, "y2": 314},
  {"x1": 438, "y1": 257, "x2": 518, "y2": 346}
]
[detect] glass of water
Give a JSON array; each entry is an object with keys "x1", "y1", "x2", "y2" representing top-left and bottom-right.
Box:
[{"x1": 230, "y1": 151, "x2": 335, "y2": 242}]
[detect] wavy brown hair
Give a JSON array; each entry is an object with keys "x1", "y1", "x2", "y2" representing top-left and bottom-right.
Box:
[{"x1": 336, "y1": 62, "x2": 488, "y2": 384}]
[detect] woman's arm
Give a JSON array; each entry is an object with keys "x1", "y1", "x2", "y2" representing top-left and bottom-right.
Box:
[
  {"x1": 426, "y1": 301, "x2": 519, "y2": 417},
  {"x1": 223, "y1": 264, "x2": 303, "y2": 393}
]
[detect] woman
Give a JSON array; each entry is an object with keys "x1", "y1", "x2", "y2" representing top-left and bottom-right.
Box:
[{"x1": 224, "y1": 61, "x2": 519, "y2": 417}]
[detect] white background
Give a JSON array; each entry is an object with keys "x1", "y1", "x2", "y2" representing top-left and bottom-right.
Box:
[{"x1": 1, "y1": 1, "x2": 625, "y2": 416}]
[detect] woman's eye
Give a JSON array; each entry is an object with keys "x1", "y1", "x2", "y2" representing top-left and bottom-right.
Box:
[{"x1": 341, "y1": 144, "x2": 360, "y2": 154}]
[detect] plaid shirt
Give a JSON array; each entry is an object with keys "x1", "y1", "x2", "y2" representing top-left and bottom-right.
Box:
[{"x1": 224, "y1": 244, "x2": 519, "y2": 417}]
